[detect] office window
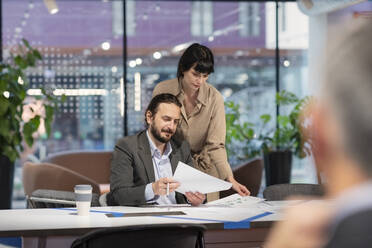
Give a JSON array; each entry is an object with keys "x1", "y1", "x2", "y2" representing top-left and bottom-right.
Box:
[
  {"x1": 112, "y1": 1, "x2": 136, "y2": 37},
  {"x1": 277, "y1": 2, "x2": 313, "y2": 183},
  {"x1": 239, "y1": 3, "x2": 261, "y2": 37},
  {"x1": 1, "y1": 0, "x2": 317, "y2": 206},
  {"x1": 126, "y1": 1, "x2": 275, "y2": 168},
  {"x1": 191, "y1": 2, "x2": 213, "y2": 37},
  {"x1": 2, "y1": 0, "x2": 124, "y2": 157},
  {"x1": 280, "y1": 3, "x2": 287, "y2": 32}
]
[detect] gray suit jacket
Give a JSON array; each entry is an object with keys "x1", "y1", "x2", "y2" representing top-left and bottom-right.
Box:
[
  {"x1": 107, "y1": 130, "x2": 194, "y2": 206},
  {"x1": 324, "y1": 208, "x2": 372, "y2": 248}
]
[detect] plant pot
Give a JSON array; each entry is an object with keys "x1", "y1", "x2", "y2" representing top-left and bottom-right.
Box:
[
  {"x1": 0, "y1": 155, "x2": 15, "y2": 209},
  {"x1": 264, "y1": 151, "x2": 292, "y2": 186}
]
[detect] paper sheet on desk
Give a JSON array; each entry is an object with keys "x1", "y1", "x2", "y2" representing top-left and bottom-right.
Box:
[
  {"x1": 173, "y1": 161, "x2": 232, "y2": 194},
  {"x1": 206, "y1": 193, "x2": 265, "y2": 207}
]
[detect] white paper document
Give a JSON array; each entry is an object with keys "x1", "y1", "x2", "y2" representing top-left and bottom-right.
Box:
[
  {"x1": 206, "y1": 193, "x2": 265, "y2": 207},
  {"x1": 173, "y1": 161, "x2": 232, "y2": 194}
]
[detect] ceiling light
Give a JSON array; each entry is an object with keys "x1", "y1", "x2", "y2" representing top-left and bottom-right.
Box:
[
  {"x1": 43, "y1": 0, "x2": 59, "y2": 15},
  {"x1": 135, "y1": 58, "x2": 142, "y2": 65},
  {"x1": 101, "y1": 42, "x2": 111, "y2": 51},
  {"x1": 153, "y1": 52, "x2": 162, "y2": 60},
  {"x1": 172, "y1": 42, "x2": 194, "y2": 53},
  {"x1": 297, "y1": 0, "x2": 365, "y2": 16},
  {"x1": 129, "y1": 60, "x2": 136, "y2": 68}
]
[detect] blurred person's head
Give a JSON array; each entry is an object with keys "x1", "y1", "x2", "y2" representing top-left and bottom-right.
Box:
[
  {"x1": 309, "y1": 19, "x2": 372, "y2": 196},
  {"x1": 177, "y1": 43, "x2": 214, "y2": 91},
  {"x1": 145, "y1": 93, "x2": 182, "y2": 144}
]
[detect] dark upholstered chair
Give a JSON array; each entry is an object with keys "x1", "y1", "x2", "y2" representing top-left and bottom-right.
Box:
[
  {"x1": 263, "y1": 183, "x2": 324, "y2": 201},
  {"x1": 220, "y1": 158, "x2": 263, "y2": 198},
  {"x1": 27, "y1": 189, "x2": 100, "y2": 208},
  {"x1": 71, "y1": 224, "x2": 206, "y2": 248}
]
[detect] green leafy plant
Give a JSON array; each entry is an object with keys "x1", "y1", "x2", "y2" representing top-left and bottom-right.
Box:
[
  {"x1": 225, "y1": 101, "x2": 261, "y2": 160},
  {"x1": 260, "y1": 90, "x2": 312, "y2": 157},
  {"x1": 225, "y1": 90, "x2": 312, "y2": 161},
  {"x1": 0, "y1": 39, "x2": 65, "y2": 162}
]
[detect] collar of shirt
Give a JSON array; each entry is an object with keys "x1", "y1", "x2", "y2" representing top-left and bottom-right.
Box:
[
  {"x1": 175, "y1": 78, "x2": 208, "y2": 106},
  {"x1": 146, "y1": 130, "x2": 177, "y2": 205},
  {"x1": 146, "y1": 130, "x2": 172, "y2": 159}
]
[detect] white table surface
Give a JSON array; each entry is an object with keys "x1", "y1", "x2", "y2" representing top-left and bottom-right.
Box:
[{"x1": 0, "y1": 201, "x2": 286, "y2": 236}]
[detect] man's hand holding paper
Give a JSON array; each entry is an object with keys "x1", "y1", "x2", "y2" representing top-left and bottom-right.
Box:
[
  {"x1": 152, "y1": 177, "x2": 179, "y2": 196},
  {"x1": 151, "y1": 162, "x2": 233, "y2": 206},
  {"x1": 173, "y1": 161, "x2": 232, "y2": 194}
]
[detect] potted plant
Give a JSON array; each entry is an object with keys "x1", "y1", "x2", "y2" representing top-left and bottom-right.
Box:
[
  {"x1": 0, "y1": 39, "x2": 63, "y2": 209},
  {"x1": 225, "y1": 90, "x2": 312, "y2": 186},
  {"x1": 225, "y1": 101, "x2": 261, "y2": 161}
]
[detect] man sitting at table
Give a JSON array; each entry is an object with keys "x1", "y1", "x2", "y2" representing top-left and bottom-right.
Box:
[{"x1": 106, "y1": 93, "x2": 205, "y2": 206}]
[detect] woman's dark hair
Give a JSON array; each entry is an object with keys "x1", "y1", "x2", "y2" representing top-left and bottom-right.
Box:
[
  {"x1": 177, "y1": 43, "x2": 214, "y2": 80},
  {"x1": 145, "y1": 93, "x2": 182, "y2": 126}
]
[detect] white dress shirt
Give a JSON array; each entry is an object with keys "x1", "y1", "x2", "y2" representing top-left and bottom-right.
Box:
[{"x1": 144, "y1": 131, "x2": 177, "y2": 205}]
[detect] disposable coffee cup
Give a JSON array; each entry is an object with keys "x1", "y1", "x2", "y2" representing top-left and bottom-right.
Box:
[{"x1": 74, "y1": 184, "x2": 92, "y2": 216}]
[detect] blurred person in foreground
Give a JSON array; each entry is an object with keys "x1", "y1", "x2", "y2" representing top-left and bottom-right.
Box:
[
  {"x1": 265, "y1": 19, "x2": 372, "y2": 248},
  {"x1": 107, "y1": 93, "x2": 205, "y2": 206}
]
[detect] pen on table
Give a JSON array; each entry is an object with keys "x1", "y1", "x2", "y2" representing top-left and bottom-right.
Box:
[{"x1": 166, "y1": 182, "x2": 169, "y2": 196}]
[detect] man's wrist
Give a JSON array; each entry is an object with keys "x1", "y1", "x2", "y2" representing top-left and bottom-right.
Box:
[
  {"x1": 152, "y1": 182, "x2": 156, "y2": 194},
  {"x1": 145, "y1": 183, "x2": 158, "y2": 202}
]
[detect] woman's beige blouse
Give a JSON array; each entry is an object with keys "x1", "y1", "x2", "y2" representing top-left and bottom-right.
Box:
[{"x1": 152, "y1": 78, "x2": 233, "y2": 180}]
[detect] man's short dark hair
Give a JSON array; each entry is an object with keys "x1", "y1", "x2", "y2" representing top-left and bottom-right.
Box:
[
  {"x1": 177, "y1": 43, "x2": 214, "y2": 80},
  {"x1": 145, "y1": 93, "x2": 182, "y2": 126}
]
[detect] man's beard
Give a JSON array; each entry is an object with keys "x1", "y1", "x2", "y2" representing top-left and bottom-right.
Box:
[{"x1": 150, "y1": 124, "x2": 173, "y2": 144}]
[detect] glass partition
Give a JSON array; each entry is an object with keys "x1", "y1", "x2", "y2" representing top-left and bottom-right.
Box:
[
  {"x1": 126, "y1": 1, "x2": 277, "y2": 167},
  {"x1": 276, "y1": 2, "x2": 313, "y2": 182},
  {"x1": 2, "y1": 1, "x2": 124, "y2": 159},
  {"x1": 1, "y1": 0, "x2": 315, "y2": 206}
]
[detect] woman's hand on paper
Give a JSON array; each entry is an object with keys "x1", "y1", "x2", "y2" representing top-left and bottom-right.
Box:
[{"x1": 229, "y1": 177, "x2": 250, "y2": 196}]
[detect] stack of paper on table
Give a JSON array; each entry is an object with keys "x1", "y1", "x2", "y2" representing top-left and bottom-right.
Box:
[
  {"x1": 173, "y1": 161, "x2": 232, "y2": 194},
  {"x1": 206, "y1": 193, "x2": 265, "y2": 207}
]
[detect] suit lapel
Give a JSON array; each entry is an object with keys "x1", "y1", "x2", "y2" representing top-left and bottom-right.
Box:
[
  {"x1": 170, "y1": 141, "x2": 180, "y2": 174},
  {"x1": 137, "y1": 131, "x2": 155, "y2": 182}
]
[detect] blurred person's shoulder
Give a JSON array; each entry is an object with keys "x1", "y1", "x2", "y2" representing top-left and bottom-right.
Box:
[{"x1": 325, "y1": 207, "x2": 372, "y2": 248}]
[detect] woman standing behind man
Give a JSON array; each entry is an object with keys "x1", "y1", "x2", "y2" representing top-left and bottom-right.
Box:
[{"x1": 152, "y1": 43, "x2": 250, "y2": 201}]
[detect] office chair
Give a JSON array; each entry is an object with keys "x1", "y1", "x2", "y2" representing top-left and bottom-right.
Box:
[
  {"x1": 71, "y1": 224, "x2": 206, "y2": 248},
  {"x1": 43, "y1": 150, "x2": 112, "y2": 185},
  {"x1": 27, "y1": 189, "x2": 100, "y2": 208},
  {"x1": 23, "y1": 161, "x2": 102, "y2": 197},
  {"x1": 263, "y1": 183, "x2": 324, "y2": 201},
  {"x1": 220, "y1": 158, "x2": 263, "y2": 198}
]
